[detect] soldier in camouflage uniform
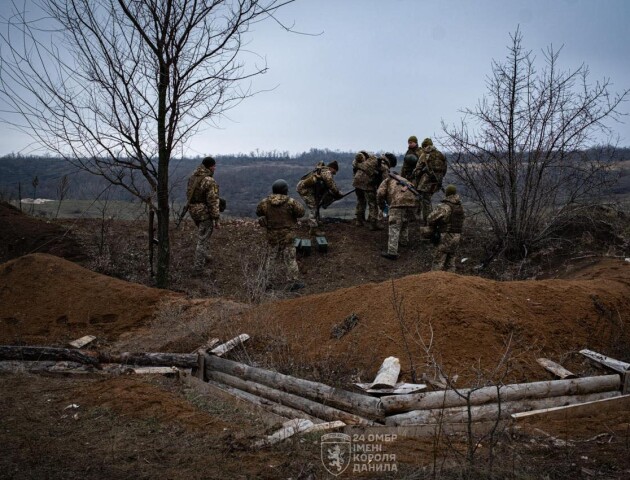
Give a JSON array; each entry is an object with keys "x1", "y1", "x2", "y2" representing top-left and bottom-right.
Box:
[
  {"x1": 427, "y1": 184, "x2": 464, "y2": 271},
  {"x1": 352, "y1": 151, "x2": 390, "y2": 230},
  {"x1": 377, "y1": 168, "x2": 419, "y2": 260},
  {"x1": 256, "y1": 179, "x2": 305, "y2": 291},
  {"x1": 186, "y1": 156, "x2": 221, "y2": 274},
  {"x1": 412, "y1": 138, "x2": 447, "y2": 225},
  {"x1": 296, "y1": 160, "x2": 343, "y2": 235},
  {"x1": 401, "y1": 135, "x2": 421, "y2": 180}
]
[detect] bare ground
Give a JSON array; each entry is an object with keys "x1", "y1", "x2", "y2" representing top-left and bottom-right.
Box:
[{"x1": 2, "y1": 202, "x2": 630, "y2": 479}]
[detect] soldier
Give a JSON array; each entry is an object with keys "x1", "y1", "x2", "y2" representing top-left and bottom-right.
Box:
[
  {"x1": 427, "y1": 184, "x2": 465, "y2": 271},
  {"x1": 412, "y1": 137, "x2": 447, "y2": 225},
  {"x1": 377, "y1": 168, "x2": 419, "y2": 260},
  {"x1": 256, "y1": 179, "x2": 306, "y2": 291},
  {"x1": 186, "y1": 156, "x2": 221, "y2": 274},
  {"x1": 401, "y1": 135, "x2": 421, "y2": 180},
  {"x1": 296, "y1": 160, "x2": 343, "y2": 235},
  {"x1": 352, "y1": 151, "x2": 391, "y2": 230}
]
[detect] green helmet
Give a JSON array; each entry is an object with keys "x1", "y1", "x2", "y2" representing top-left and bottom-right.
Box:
[
  {"x1": 272, "y1": 179, "x2": 289, "y2": 195},
  {"x1": 384, "y1": 153, "x2": 397, "y2": 168},
  {"x1": 445, "y1": 184, "x2": 457, "y2": 196},
  {"x1": 404, "y1": 153, "x2": 418, "y2": 166}
]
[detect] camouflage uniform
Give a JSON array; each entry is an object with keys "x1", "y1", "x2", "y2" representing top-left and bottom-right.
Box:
[
  {"x1": 296, "y1": 164, "x2": 341, "y2": 231},
  {"x1": 377, "y1": 175, "x2": 419, "y2": 256},
  {"x1": 427, "y1": 193, "x2": 464, "y2": 271},
  {"x1": 352, "y1": 152, "x2": 389, "y2": 227},
  {"x1": 256, "y1": 193, "x2": 305, "y2": 283},
  {"x1": 186, "y1": 165, "x2": 220, "y2": 272},
  {"x1": 412, "y1": 139, "x2": 447, "y2": 225}
]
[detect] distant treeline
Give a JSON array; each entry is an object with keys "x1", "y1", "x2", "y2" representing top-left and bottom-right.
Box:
[
  {"x1": 1, "y1": 147, "x2": 629, "y2": 218},
  {"x1": 0, "y1": 149, "x2": 369, "y2": 217}
]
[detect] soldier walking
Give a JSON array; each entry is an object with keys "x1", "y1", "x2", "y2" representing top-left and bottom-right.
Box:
[
  {"x1": 377, "y1": 169, "x2": 419, "y2": 260},
  {"x1": 186, "y1": 156, "x2": 221, "y2": 275},
  {"x1": 412, "y1": 138, "x2": 447, "y2": 225},
  {"x1": 296, "y1": 160, "x2": 343, "y2": 235},
  {"x1": 256, "y1": 179, "x2": 306, "y2": 291},
  {"x1": 427, "y1": 184, "x2": 465, "y2": 271},
  {"x1": 352, "y1": 151, "x2": 392, "y2": 230}
]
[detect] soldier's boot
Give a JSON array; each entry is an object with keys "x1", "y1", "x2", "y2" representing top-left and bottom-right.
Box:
[
  {"x1": 380, "y1": 251, "x2": 399, "y2": 260},
  {"x1": 369, "y1": 220, "x2": 383, "y2": 231}
]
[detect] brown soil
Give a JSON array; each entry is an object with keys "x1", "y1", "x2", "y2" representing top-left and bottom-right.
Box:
[
  {"x1": 2, "y1": 208, "x2": 630, "y2": 479},
  {"x1": 0, "y1": 253, "x2": 180, "y2": 346},
  {"x1": 230, "y1": 261, "x2": 630, "y2": 385},
  {"x1": 0, "y1": 202, "x2": 86, "y2": 264}
]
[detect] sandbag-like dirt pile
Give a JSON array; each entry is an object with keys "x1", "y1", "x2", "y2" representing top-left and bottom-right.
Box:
[
  {"x1": 0, "y1": 202, "x2": 86, "y2": 264},
  {"x1": 0, "y1": 253, "x2": 180, "y2": 345},
  {"x1": 232, "y1": 260, "x2": 630, "y2": 384}
]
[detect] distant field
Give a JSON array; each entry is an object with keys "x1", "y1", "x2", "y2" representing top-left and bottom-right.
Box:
[{"x1": 9, "y1": 199, "x2": 151, "y2": 220}]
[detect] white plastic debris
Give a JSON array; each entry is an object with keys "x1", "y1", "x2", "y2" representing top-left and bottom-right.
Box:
[
  {"x1": 64, "y1": 404, "x2": 80, "y2": 410},
  {"x1": 461, "y1": 257, "x2": 468, "y2": 263}
]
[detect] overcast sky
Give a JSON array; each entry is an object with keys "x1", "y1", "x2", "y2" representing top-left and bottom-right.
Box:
[{"x1": 1, "y1": 0, "x2": 629, "y2": 157}]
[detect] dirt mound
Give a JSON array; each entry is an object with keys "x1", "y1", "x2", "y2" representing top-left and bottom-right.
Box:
[
  {"x1": 0, "y1": 201, "x2": 86, "y2": 264},
  {"x1": 0, "y1": 253, "x2": 180, "y2": 345},
  {"x1": 233, "y1": 260, "x2": 630, "y2": 385}
]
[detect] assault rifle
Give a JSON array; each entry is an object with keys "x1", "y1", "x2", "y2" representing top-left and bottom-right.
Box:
[
  {"x1": 175, "y1": 205, "x2": 189, "y2": 229},
  {"x1": 388, "y1": 171, "x2": 422, "y2": 197},
  {"x1": 321, "y1": 188, "x2": 356, "y2": 209}
]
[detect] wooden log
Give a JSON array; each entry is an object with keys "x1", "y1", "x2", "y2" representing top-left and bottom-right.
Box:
[
  {"x1": 0, "y1": 345, "x2": 100, "y2": 367},
  {"x1": 380, "y1": 374, "x2": 621, "y2": 414},
  {"x1": 205, "y1": 354, "x2": 383, "y2": 420},
  {"x1": 205, "y1": 379, "x2": 324, "y2": 424},
  {"x1": 580, "y1": 349, "x2": 630, "y2": 374},
  {"x1": 179, "y1": 375, "x2": 289, "y2": 427},
  {"x1": 207, "y1": 370, "x2": 376, "y2": 426},
  {"x1": 252, "y1": 419, "x2": 315, "y2": 448},
  {"x1": 536, "y1": 358, "x2": 576, "y2": 379},
  {"x1": 194, "y1": 353, "x2": 205, "y2": 380},
  {"x1": 99, "y1": 351, "x2": 198, "y2": 368},
  {"x1": 386, "y1": 391, "x2": 621, "y2": 426},
  {"x1": 210, "y1": 334, "x2": 250, "y2": 357},
  {"x1": 191, "y1": 337, "x2": 220, "y2": 355},
  {"x1": 68, "y1": 335, "x2": 96, "y2": 349},
  {"x1": 370, "y1": 356, "x2": 401, "y2": 389},
  {"x1": 131, "y1": 366, "x2": 180, "y2": 375},
  {"x1": 304, "y1": 420, "x2": 345, "y2": 434},
  {"x1": 511, "y1": 394, "x2": 630, "y2": 421},
  {"x1": 0, "y1": 360, "x2": 92, "y2": 374},
  {"x1": 355, "y1": 383, "x2": 427, "y2": 396}
]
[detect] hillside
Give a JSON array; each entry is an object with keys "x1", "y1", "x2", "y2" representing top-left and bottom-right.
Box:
[{"x1": 1, "y1": 204, "x2": 630, "y2": 479}]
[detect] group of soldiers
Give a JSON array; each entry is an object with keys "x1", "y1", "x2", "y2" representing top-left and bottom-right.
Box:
[{"x1": 185, "y1": 136, "x2": 465, "y2": 290}]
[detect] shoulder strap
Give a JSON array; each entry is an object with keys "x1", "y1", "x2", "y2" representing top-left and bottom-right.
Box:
[{"x1": 187, "y1": 174, "x2": 205, "y2": 205}]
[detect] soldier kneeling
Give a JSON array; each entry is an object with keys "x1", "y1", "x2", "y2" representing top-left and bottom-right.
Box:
[{"x1": 256, "y1": 179, "x2": 306, "y2": 291}]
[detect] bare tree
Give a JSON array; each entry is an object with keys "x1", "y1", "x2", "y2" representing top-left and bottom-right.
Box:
[
  {"x1": 55, "y1": 174, "x2": 70, "y2": 218},
  {"x1": 0, "y1": 0, "x2": 295, "y2": 287},
  {"x1": 441, "y1": 28, "x2": 629, "y2": 259}
]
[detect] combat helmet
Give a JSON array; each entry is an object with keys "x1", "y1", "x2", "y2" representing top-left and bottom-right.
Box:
[
  {"x1": 384, "y1": 153, "x2": 397, "y2": 168},
  {"x1": 272, "y1": 179, "x2": 289, "y2": 195}
]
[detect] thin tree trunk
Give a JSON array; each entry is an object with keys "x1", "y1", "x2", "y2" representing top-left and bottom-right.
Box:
[
  {"x1": 155, "y1": 56, "x2": 170, "y2": 288},
  {"x1": 148, "y1": 208, "x2": 155, "y2": 277}
]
